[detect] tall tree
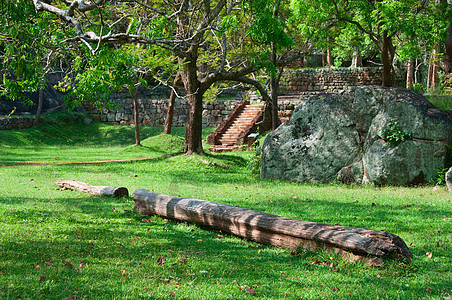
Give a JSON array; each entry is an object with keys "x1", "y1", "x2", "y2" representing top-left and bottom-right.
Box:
[
  {"x1": 290, "y1": 0, "x2": 449, "y2": 87},
  {"x1": 33, "y1": 0, "x2": 292, "y2": 154},
  {"x1": 0, "y1": 0, "x2": 65, "y2": 125}
]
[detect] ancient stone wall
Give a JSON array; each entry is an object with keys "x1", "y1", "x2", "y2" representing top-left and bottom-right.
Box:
[
  {"x1": 85, "y1": 89, "x2": 241, "y2": 127},
  {"x1": 0, "y1": 116, "x2": 34, "y2": 130},
  {"x1": 279, "y1": 67, "x2": 393, "y2": 94}
]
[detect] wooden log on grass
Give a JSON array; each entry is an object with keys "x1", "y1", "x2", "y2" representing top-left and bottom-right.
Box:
[
  {"x1": 55, "y1": 180, "x2": 129, "y2": 198},
  {"x1": 133, "y1": 189, "x2": 412, "y2": 266}
]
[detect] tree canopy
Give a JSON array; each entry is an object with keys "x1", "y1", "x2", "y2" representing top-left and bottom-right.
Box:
[{"x1": 290, "y1": 0, "x2": 451, "y2": 86}]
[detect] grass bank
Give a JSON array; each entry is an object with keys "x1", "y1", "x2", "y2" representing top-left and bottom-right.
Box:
[{"x1": 0, "y1": 117, "x2": 451, "y2": 299}]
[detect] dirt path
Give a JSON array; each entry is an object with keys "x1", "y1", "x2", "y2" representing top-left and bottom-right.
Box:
[{"x1": 0, "y1": 152, "x2": 182, "y2": 168}]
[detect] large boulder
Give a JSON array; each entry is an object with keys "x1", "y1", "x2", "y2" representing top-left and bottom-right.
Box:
[
  {"x1": 261, "y1": 86, "x2": 452, "y2": 185},
  {"x1": 446, "y1": 167, "x2": 452, "y2": 192}
]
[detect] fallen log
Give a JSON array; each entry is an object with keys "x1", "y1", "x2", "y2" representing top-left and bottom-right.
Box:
[
  {"x1": 55, "y1": 180, "x2": 129, "y2": 198},
  {"x1": 133, "y1": 189, "x2": 412, "y2": 266}
]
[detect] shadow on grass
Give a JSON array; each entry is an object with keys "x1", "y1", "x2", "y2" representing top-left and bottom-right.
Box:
[{"x1": 1, "y1": 193, "x2": 451, "y2": 299}]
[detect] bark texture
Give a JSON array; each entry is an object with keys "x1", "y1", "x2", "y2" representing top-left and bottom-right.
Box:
[
  {"x1": 55, "y1": 180, "x2": 129, "y2": 197},
  {"x1": 164, "y1": 73, "x2": 182, "y2": 134},
  {"x1": 33, "y1": 88, "x2": 43, "y2": 127},
  {"x1": 406, "y1": 58, "x2": 414, "y2": 89},
  {"x1": 133, "y1": 189, "x2": 412, "y2": 266}
]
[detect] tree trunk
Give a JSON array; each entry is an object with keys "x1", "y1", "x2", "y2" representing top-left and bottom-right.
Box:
[
  {"x1": 164, "y1": 73, "x2": 182, "y2": 134},
  {"x1": 427, "y1": 46, "x2": 440, "y2": 90},
  {"x1": 351, "y1": 47, "x2": 362, "y2": 68},
  {"x1": 270, "y1": 44, "x2": 280, "y2": 130},
  {"x1": 381, "y1": 32, "x2": 393, "y2": 87},
  {"x1": 181, "y1": 60, "x2": 204, "y2": 155},
  {"x1": 270, "y1": 0, "x2": 281, "y2": 130},
  {"x1": 326, "y1": 37, "x2": 334, "y2": 68},
  {"x1": 406, "y1": 58, "x2": 414, "y2": 89},
  {"x1": 444, "y1": 23, "x2": 452, "y2": 74},
  {"x1": 33, "y1": 88, "x2": 43, "y2": 127},
  {"x1": 55, "y1": 180, "x2": 129, "y2": 197},
  {"x1": 133, "y1": 190, "x2": 413, "y2": 266},
  {"x1": 132, "y1": 89, "x2": 141, "y2": 146}
]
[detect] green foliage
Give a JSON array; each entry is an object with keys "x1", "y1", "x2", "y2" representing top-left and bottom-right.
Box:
[
  {"x1": 382, "y1": 121, "x2": 412, "y2": 147},
  {"x1": 249, "y1": 154, "x2": 261, "y2": 177},
  {"x1": 290, "y1": 0, "x2": 451, "y2": 68},
  {"x1": 411, "y1": 82, "x2": 425, "y2": 95},
  {"x1": 434, "y1": 167, "x2": 450, "y2": 186},
  {"x1": 0, "y1": 0, "x2": 66, "y2": 105}
]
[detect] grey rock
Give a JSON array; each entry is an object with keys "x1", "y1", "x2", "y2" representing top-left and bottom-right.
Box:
[
  {"x1": 261, "y1": 86, "x2": 452, "y2": 185},
  {"x1": 446, "y1": 167, "x2": 452, "y2": 192}
]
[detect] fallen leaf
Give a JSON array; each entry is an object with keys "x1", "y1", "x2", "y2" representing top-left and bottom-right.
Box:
[
  {"x1": 74, "y1": 230, "x2": 81, "y2": 235},
  {"x1": 432, "y1": 185, "x2": 440, "y2": 192},
  {"x1": 30, "y1": 179, "x2": 35, "y2": 182},
  {"x1": 157, "y1": 256, "x2": 166, "y2": 266},
  {"x1": 426, "y1": 287, "x2": 432, "y2": 294},
  {"x1": 246, "y1": 287, "x2": 256, "y2": 295},
  {"x1": 33, "y1": 264, "x2": 40, "y2": 269},
  {"x1": 62, "y1": 259, "x2": 74, "y2": 268},
  {"x1": 169, "y1": 291, "x2": 176, "y2": 297},
  {"x1": 426, "y1": 252, "x2": 433, "y2": 259},
  {"x1": 112, "y1": 208, "x2": 117, "y2": 212},
  {"x1": 121, "y1": 270, "x2": 128, "y2": 279},
  {"x1": 38, "y1": 276, "x2": 45, "y2": 281},
  {"x1": 410, "y1": 242, "x2": 416, "y2": 247},
  {"x1": 79, "y1": 262, "x2": 86, "y2": 268},
  {"x1": 332, "y1": 287, "x2": 339, "y2": 292},
  {"x1": 44, "y1": 258, "x2": 53, "y2": 266},
  {"x1": 0, "y1": 270, "x2": 6, "y2": 274},
  {"x1": 63, "y1": 295, "x2": 77, "y2": 300},
  {"x1": 177, "y1": 257, "x2": 187, "y2": 264}
]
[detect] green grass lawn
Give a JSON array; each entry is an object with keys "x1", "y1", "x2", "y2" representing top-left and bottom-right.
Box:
[
  {"x1": 426, "y1": 94, "x2": 452, "y2": 111},
  {"x1": 0, "y1": 115, "x2": 451, "y2": 299}
]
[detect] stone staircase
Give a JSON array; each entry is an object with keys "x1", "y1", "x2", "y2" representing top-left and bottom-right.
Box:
[{"x1": 208, "y1": 101, "x2": 265, "y2": 152}]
